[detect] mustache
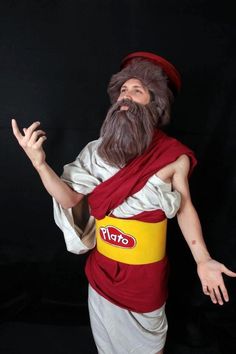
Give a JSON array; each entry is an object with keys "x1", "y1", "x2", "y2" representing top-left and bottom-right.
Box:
[{"x1": 107, "y1": 98, "x2": 144, "y2": 116}]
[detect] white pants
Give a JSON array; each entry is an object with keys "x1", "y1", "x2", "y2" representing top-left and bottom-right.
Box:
[{"x1": 88, "y1": 285, "x2": 168, "y2": 354}]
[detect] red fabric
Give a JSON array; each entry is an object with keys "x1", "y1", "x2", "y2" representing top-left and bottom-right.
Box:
[
  {"x1": 86, "y1": 250, "x2": 170, "y2": 313},
  {"x1": 125, "y1": 209, "x2": 166, "y2": 223},
  {"x1": 85, "y1": 130, "x2": 197, "y2": 312},
  {"x1": 88, "y1": 129, "x2": 197, "y2": 221}
]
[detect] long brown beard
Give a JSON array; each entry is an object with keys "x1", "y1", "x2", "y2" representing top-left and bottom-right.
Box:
[{"x1": 97, "y1": 99, "x2": 160, "y2": 168}]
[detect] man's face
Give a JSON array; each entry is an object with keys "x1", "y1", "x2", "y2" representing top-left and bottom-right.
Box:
[
  {"x1": 117, "y1": 78, "x2": 150, "y2": 110},
  {"x1": 98, "y1": 79, "x2": 158, "y2": 167}
]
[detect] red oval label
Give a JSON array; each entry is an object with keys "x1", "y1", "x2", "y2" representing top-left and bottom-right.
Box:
[{"x1": 99, "y1": 226, "x2": 136, "y2": 248}]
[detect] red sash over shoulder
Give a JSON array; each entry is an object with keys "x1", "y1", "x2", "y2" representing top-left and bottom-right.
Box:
[
  {"x1": 85, "y1": 129, "x2": 197, "y2": 312},
  {"x1": 88, "y1": 129, "x2": 197, "y2": 221}
]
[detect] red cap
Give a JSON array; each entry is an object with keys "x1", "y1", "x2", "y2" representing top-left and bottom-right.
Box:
[{"x1": 121, "y1": 51, "x2": 182, "y2": 93}]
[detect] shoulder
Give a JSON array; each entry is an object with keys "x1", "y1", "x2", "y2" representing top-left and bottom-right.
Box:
[
  {"x1": 175, "y1": 154, "x2": 190, "y2": 169},
  {"x1": 173, "y1": 154, "x2": 190, "y2": 177}
]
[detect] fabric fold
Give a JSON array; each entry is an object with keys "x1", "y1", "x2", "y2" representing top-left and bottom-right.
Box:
[{"x1": 88, "y1": 129, "x2": 197, "y2": 220}]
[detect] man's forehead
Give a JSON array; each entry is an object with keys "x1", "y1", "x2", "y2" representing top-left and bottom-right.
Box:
[{"x1": 121, "y1": 78, "x2": 146, "y2": 88}]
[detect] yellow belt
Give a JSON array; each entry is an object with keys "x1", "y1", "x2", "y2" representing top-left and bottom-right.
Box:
[{"x1": 96, "y1": 216, "x2": 167, "y2": 265}]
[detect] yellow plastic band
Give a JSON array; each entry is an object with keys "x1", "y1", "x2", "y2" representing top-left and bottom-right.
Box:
[{"x1": 96, "y1": 216, "x2": 167, "y2": 265}]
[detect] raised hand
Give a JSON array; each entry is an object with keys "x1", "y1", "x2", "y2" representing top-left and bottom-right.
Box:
[
  {"x1": 11, "y1": 119, "x2": 47, "y2": 169},
  {"x1": 197, "y1": 259, "x2": 236, "y2": 305}
]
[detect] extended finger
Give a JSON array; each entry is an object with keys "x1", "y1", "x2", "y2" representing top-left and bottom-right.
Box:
[
  {"x1": 202, "y1": 284, "x2": 210, "y2": 295},
  {"x1": 11, "y1": 119, "x2": 23, "y2": 140},
  {"x1": 213, "y1": 287, "x2": 223, "y2": 305},
  {"x1": 28, "y1": 130, "x2": 46, "y2": 145},
  {"x1": 219, "y1": 284, "x2": 229, "y2": 302},
  {"x1": 209, "y1": 288, "x2": 217, "y2": 304}
]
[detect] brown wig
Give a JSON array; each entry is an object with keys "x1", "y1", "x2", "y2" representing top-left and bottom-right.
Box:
[{"x1": 107, "y1": 59, "x2": 174, "y2": 126}]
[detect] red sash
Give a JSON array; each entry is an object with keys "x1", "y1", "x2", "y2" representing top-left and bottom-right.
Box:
[{"x1": 88, "y1": 129, "x2": 197, "y2": 221}]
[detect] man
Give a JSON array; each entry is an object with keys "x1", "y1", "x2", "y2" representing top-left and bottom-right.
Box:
[{"x1": 12, "y1": 51, "x2": 236, "y2": 354}]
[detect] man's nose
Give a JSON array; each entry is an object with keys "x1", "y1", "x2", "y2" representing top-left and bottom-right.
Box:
[{"x1": 123, "y1": 93, "x2": 133, "y2": 101}]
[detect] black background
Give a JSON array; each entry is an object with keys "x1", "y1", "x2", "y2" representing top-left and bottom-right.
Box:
[{"x1": 0, "y1": 1, "x2": 235, "y2": 353}]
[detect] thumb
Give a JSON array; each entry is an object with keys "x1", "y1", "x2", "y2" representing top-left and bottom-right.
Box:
[{"x1": 222, "y1": 265, "x2": 236, "y2": 277}]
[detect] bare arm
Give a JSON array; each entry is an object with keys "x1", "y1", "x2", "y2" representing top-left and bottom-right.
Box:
[
  {"x1": 172, "y1": 155, "x2": 236, "y2": 305},
  {"x1": 173, "y1": 156, "x2": 210, "y2": 263},
  {"x1": 11, "y1": 119, "x2": 84, "y2": 209}
]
